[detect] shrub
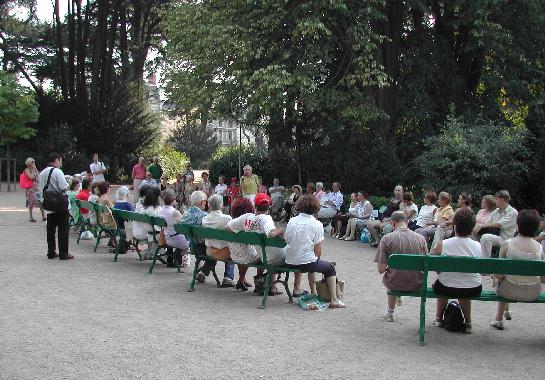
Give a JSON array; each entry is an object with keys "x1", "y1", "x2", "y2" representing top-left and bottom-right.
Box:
[
  {"x1": 157, "y1": 145, "x2": 189, "y2": 180},
  {"x1": 415, "y1": 112, "x2": 530, "y2": 204}
]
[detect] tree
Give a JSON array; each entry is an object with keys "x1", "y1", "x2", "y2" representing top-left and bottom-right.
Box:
[
  {"x1": 0, "y1": 70, "x2": 38, "y2": 144},
  {"x1": 170, "y1": 123, "x2": 220, "y2": 167}
]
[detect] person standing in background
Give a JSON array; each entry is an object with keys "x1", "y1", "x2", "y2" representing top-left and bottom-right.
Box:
[
  {"x1": 240, "y1": 165, "x2": 259, "y2": 203},
  {"x1": 23, "y1": 157, "x2": 46, "y2": 222},
  {"x1": 90, "y1": 153, "x2": 106, "y2": 183},
  {"x1": 131, "y1": 157, "x2": 146, "y2": 202},
  {"x1": 148, "y1": 156, "x2": 163, "y2": 182}
]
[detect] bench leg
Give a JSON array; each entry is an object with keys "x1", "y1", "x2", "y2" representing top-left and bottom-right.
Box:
[
  {"x1": 211, "y1": 265, "x2": 221, "y2": 287},
  {"x1": 93, "y1": 230, "x2": 102, "y2": 252},
  {"x1": 188, "y1": 257, "x2": 201, "y2": 292},
  {"x1": 279, "y1": 272, "x2": 293, "y2": 303},
  {"x1": 148, "y1": 243, "x2": 160, "y2": 274},
  {"x1": 418, "y1": 296, "x2": 426, "y2": 346},
  {"x1": 258, "y1": 272, "x2": 273, "y2": 309}
]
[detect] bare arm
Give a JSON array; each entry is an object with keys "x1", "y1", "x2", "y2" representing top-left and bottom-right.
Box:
[
  {"x1": 377, "y1": 262, "x2": 387, "y2": 274},
  {"x1": 267, "y1": 227, "x2": 284, "y2": 238},
  {"x1": 314, "y1": 242, "x2": 322, "y2": 258},
  {"x1": 495, "y1": 241, "x2": 509, "y2": 281},
  {"x1": 433, "y1": 241, "x2": 443, "y2": 255}
]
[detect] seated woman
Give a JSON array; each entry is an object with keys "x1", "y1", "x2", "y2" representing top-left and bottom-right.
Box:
[
  {"x1": 476, "y1": 195, "x2": 496, "y2": 224},
  {"x1": 183, "y1": 175, "x2": 198, "y2": 207},
  {"x1": 284, "y1": 185, "x2": 302, "y2": 223},
  {"x1": 201, "y1": 194, "x2": 236, "y2": 286},
  {"x1": 432, "y1": 207, "x2": 482, "y2": 333},
  {"x1": 332, "y1": 192, "x2": 358, "y2": 239},
  {"x1": 342, "y1": 191, "x2": 373, "y2": 241},
  {"x1": 410, "y1": 191, "x2": 437, "y2": 231},
  {"x1": 491, "y1": 209, "x2": 544, "y2": 330},
  {"x1": 96, "y1": 181, "x2": 117, "y2": 247},
  {"x1": 133, "y1": 186, "x2": 163, "y2": 259},
  {"x1": 429, "y1": 192, "x2": 470, "y2": 252},
  {"x1": 285, "y1": 195, "x2": 346, "y2": 308},
  {"x1": 159, "y1": 190, "x2": 190, "y2": 267},
  {"x1": 415, "y1": 191, "x2": 454, "y2": 247},
  {"x1": 399, "y1": 191, "x2": 419, "y2": 229}
]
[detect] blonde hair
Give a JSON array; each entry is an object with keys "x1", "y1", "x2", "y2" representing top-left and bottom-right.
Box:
[{"x1": 25, "y1": 157, "x2": 35, "y2": 166}]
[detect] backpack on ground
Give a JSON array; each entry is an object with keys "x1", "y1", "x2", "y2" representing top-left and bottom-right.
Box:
[{"x1": 443, "y1": 300, "x2": 465, "y2": 332}]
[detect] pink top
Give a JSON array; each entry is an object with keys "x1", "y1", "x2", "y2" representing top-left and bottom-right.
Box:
[
  {"x1": 476, "y1": 209, "x2": 492, "y2": 224},
  {"x1": 132, "y1": 163, "x2": 146, "y2": 180},
  {"x1": 313, "y1": 190, "x2": 325, "y2": 201}
]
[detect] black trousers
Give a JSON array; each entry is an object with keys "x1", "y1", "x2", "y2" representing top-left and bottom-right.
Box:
[{"x1": 47, "y1": 211, "x2": 70, "y2": 257}]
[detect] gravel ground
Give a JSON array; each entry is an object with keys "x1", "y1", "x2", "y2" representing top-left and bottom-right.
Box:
[{"x1": 1, "y1": 188, "x2": 544, "y2": 379}]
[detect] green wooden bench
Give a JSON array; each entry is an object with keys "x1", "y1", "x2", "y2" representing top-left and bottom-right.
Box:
[
  {"x1": 75, "y1": 200, "x2": 97, "y2": 244},
  {"x1": 387, "y1": 254, "x2": 545, "y2": 345},
  {"x1": 147, "y1": 216, "x2": 183, "y2": 274},
  {"x1": 173, "y1": 223, "x2": 305, "y2": 309},
  {"x1": 110, "y1": 209, "x2": 148, "y2": 262},
  {"x1": 89, "y1": 202, "x2": 118, "y2": 253}
]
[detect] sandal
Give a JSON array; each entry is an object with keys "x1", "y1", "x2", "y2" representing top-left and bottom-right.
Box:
[
  {"x1": 329, "y1": 300, "x2": 346, "y2": 309},
  {"x1": 29, "y1": 218, "x2": 36, "y2": 222},
  {"x1": 293, "y1": 290, "x2": 309, "y2": 298},
  {"x1": 243, "y1": 281, "x2": 253, "y2": 288}
]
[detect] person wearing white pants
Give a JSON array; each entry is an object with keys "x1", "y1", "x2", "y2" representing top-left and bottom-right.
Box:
[{"x1": 475, "y1": 190, "x2": 518, "y2": 258}]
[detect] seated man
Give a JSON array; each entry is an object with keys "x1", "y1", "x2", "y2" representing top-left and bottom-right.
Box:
[
  {"x1": 475, "y1": 190, "x2": 518, "y2": 258},
  {"x1": 375, "y1": 211, "x2": 427, "y2": 322},
  {"x1": 368, "y1": 185, "x2": 403, "y2": 247},
  {"x1": 317, "y1": 182, "x2": 343, "y2": 227},
  {"x1": 139, "y1": 172, "x2": 158, "y2": 189}
]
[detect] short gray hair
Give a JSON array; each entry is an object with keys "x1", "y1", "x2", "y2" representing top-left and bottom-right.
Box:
[
  {"x1": 208, "y1": 194, "x2": 223, "y2": 211},
  {"x1": 190, "y1": 190, "x2": 207, "y2": 206},
  {"x1": 116, "y1": 186, "x2": 130, "y2": 201},
  {"x1": 243, "y1": 165, "x2": 252, "y2": 170},
  {"x1": 390, "y1": 211, "x2": 407, "y2": 224},
  {"x1": 316, "y1": 182, "x2": 324, "y2": 188},
  {"x1": 163, "y1": 189, "x2": 177, "y2": 205}
]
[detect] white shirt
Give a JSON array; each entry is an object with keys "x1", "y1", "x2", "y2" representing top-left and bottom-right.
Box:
[
  {"x1": 132, "y1": 203, "x2": 162, "y2": 240},
  {"x1": 39, "y1": 167, "x2": 70, "y2": 214},
  {"x1": 202, "y1": 210, "x2": 232, "y2": 248},
  {"x1": 323, "y1": 191, "x2": 343, "y2": 211},
  {"x1": 416, "y1": 204, "x2": 436, "y2": 227},
  {"x1": 489, "y1": 205, "x2": 519, "y2": 239},
  {"x1": 439, "y1": 237, "x2": 482, "y2": 288},
  {"x1": 90, "y1": 162, "x2": 106, "y2": 183},
  {"x1": 227, "y1": 213, "x2": 285, "y2": 265},
  {"x1": 214, "y1": 184, "x2": 228, "y2": 196},
  {"x1": 399, "y1": 202, "x2": 419, "y2": 222},
  {"x1": 285, "y1": 213, "x2": 324, "y2": 265}
]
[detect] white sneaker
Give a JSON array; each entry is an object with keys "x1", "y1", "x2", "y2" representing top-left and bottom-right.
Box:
[
  {"x1": 465, "y1": 323, "x2": 473, "y2": 334},
  {"x1": 490, "y1": 320, "x2": 504, "y2": 330},
  {"x1": 504, "y1": 311, "x2": 512, "y2": 320},
  {"x1": 385, "y1": 309, "x2": 395, "y2": 322},
  {"x1": 433, "y1": 318, "x2": 444, "y2": 327}
]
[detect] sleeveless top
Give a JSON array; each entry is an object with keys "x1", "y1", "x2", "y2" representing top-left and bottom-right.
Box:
[{"x1": 505, "y1": 240, "x2": 543, "y2": 286}]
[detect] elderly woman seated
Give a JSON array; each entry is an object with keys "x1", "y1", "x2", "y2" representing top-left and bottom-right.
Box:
[
  {"x1": 183, "y1": 191, "x2": 235, "y2": 287},
  {"x1": 284, "y1": 185, "x2": 302, "y2": 223},
  {"x1": 341, "y1": 191, "x2": 373, "y2": 241},
  {"x1": 201, "y1": 194, "x2": 236, "y2": 286},
  {"x1": 415, "y1": 191, "x2": 454, "y2": 248},
  {"x1": 159, "y1": 190, "x2": 190, "y2": 267},
  {"x1": 285, "y1": 194, "x2": 346, "y2": 308}
]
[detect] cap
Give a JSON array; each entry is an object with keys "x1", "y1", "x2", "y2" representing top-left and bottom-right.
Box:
[{"x1": 254, "y1": 193, "x2": 271, "y2": 207}]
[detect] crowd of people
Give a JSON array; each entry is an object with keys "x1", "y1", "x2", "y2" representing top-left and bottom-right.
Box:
[{"x1": 23, "y1": 153, "x2": 545, "y2": 321}]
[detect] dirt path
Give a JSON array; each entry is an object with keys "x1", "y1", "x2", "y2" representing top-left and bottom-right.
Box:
[{"x1": 0, "y1": 188, "x2": 543, "y2": 379}]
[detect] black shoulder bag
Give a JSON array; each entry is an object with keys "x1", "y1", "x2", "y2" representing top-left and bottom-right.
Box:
[{"x1": 42, "y1": 168, "x2": 69, "y2": 213}]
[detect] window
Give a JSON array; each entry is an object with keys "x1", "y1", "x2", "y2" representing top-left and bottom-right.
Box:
[{"x1": 228, "y1": 131, "x2": 233, "y2": 141}]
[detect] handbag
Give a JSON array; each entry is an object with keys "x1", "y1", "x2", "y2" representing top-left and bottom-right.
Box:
[
  {"x1": 315, "y1": 278, "x2": 345, "y2": 302},
  {"x1": 42, "y1": 168, "x2": 69, "y2": 213},
  {"x1": 19, "y1": 172, "x2": 33, "y2": 189}
]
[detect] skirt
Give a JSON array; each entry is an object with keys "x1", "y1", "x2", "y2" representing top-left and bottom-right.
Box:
[
  {"x1": 433, "y1": 279, "x2": 482, "y2": 298},
  {"x1": 496, "y1": 279, "x2": 541, "y2": 302}
]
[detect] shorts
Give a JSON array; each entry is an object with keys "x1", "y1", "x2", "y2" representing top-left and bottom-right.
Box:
[{"x1": 432, "y1": 279, "x2": 482, "y2": 298}]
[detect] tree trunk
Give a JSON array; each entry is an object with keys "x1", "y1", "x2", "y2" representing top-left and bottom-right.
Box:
[{"x1": 54, "y1": 0, "x2": 68, "y2": 99}]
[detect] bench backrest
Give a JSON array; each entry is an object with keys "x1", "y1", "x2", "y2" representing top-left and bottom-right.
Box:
[
  {"x1": 77, "y1": 200, "x2": 94, "y2": 211},
  {"x1": 111, "y1": 209, "x2": 153, "y2": 225},
  {"x1": 388, "y1": 254, "x2": 545, "y2": 276},
  {"x1": 173, "y1": 223, "x2": 286, "y2": 261}
]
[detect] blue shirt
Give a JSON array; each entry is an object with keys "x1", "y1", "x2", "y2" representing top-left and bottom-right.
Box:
[
  {"x1": 181, "y1": 206, "x2": 207, "y2": 244},
  {"x1": 114, "y1": 201, "x2": 134, "y2": 228}
]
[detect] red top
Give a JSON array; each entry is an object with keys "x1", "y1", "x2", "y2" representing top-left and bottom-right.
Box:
[
  {"x1": 76, "y1": 189, "x2": 90, "y2": 213},
  {"x1": 227, "y1": 185, "x2": 240, "y2": 205},
  {"x1": 132, "y1": 163, "x2": 147, "y2": 180}
]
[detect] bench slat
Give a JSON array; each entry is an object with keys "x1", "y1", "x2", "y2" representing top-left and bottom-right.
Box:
[
  {"x1": 388, "y1": 288, "x2": 545, "y2": 303},
  {"x1": 173, "y1": 224, "x2": 286, "y2": 248},
  {"x1": 388, "y1": 254, "x2": 545, "y2": 276}
]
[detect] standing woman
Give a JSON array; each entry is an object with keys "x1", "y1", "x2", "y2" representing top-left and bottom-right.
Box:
[{"x1": 24, "y1": 157, "x2": 45, "y2": 222}]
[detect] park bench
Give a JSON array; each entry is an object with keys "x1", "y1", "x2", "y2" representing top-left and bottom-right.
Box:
[
  {"x1": 75, "y1": 200, "x2": 97, "y2": 244},
  {"x1": 173, "y1": 223, "x2": 305, "y2": 309},
  {"x1": 387, "y1": 254, "x2": 545, "y2": 345}
]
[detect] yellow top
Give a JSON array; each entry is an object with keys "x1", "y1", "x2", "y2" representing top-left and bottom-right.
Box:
[{"x1": 241, "y1": 174, "x2": 259, "y2": 196}]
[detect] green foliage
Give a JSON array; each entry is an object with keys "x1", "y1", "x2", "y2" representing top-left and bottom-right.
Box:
[
  {"x1": 0, "y1": 70, "x2": 39, "y2": 145},
  {"x1": 415, "y1": 111, "x2": 530, "y2": 202},
  {"x1": 170, "y1": 123, "x2": 220, "y2": 167},
  {"x1": 157, "y1": 145, "x2": 189, "y2": 180}
]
